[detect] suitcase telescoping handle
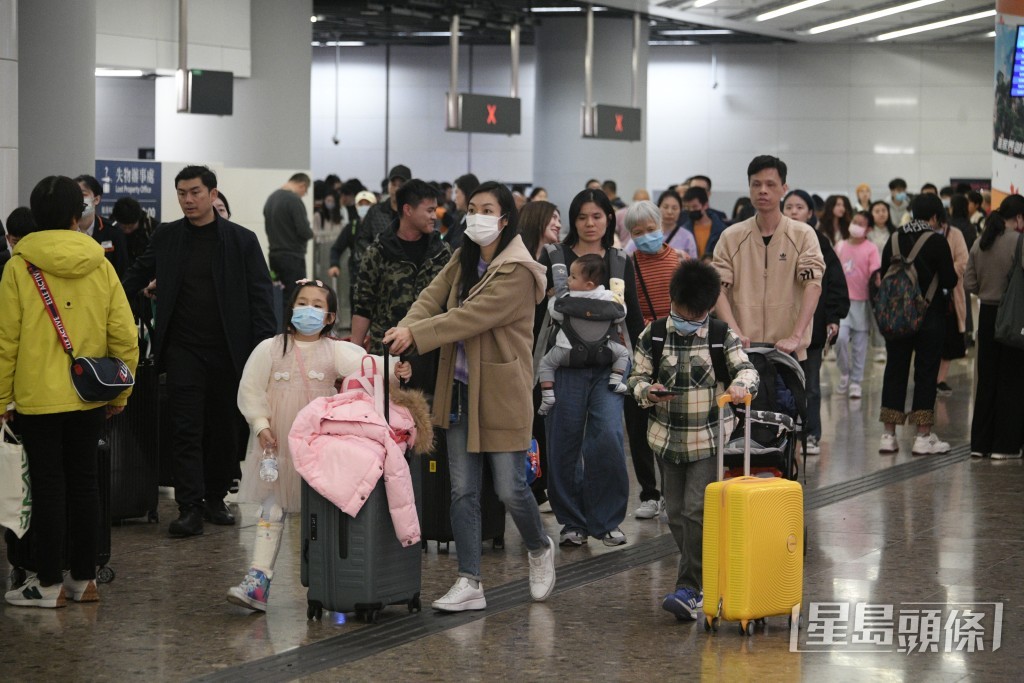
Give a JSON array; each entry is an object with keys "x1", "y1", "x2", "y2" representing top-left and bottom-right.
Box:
[
  {"x1": 382, "y1": 342, "x2": 391, "y2": 424},
  {"x1": 716, "y1": 393, "x2": 752, "y2": 481}
]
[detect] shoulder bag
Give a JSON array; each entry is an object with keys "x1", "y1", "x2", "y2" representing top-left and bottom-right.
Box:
[
  {"x1": 994, "y1": 232, "x2": 1024, "y2": 350},
  {"x1": 26, "y1": 262, "x2": 135, "y2": 403}
]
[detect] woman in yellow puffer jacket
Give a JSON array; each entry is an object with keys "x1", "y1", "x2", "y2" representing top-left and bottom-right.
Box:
[{"x1": 0, "y1": 176, "x2": 138, "y2": 609}]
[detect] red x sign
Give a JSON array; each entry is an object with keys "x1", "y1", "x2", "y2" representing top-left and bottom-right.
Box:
[
  {"x1": 486, "y1": 104, "x2": 498, "y2": 125},
  {"x1": 614, "y1": 114, "x2": 624, "y2": 133}
]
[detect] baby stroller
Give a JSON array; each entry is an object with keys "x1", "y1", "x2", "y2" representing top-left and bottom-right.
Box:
[{"x1": 721, "y1": 346, "x2": 806, "y2": 483}]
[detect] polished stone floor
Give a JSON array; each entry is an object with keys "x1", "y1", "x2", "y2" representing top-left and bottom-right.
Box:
[{"x1": 2, "y1": 353, "x2": 1021, "y2": 682}]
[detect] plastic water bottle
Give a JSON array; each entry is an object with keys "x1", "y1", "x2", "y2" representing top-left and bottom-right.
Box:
[{"x1": 259, "y1": 447, "x2": 279, "y2": 483}]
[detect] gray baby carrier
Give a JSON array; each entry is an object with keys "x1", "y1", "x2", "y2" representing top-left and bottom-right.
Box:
[{"x1": 542, "y1": 244, "x2": 627, "y2": 369}]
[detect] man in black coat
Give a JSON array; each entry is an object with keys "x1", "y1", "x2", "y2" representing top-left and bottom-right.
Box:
[{"x1": 122, "y1": 165, "x2": 277, "y2": 537}]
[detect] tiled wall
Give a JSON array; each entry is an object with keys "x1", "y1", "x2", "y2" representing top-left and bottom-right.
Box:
[
  {"x1": 95, "y1": 0, "x2": 251, "y2": 77},
  {"x1": 96, "y1": 78, "x2": 155, "y2": 161},
  {"x1": 310, "y1": 45, "x2": 536, "y2": 189},
  {"x1": 647, "y1": 42, "x2": 992, "y2": 208},
  {"x1": 309, "y1": 40, "x2": 991, "y2": 209}
]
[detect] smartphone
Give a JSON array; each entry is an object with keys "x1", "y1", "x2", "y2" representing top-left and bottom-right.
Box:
[{"x1": 649, "y1": 389, "x2": 684, "y2": 398}]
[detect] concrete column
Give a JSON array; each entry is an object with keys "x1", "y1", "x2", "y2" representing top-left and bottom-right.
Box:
[
  {"x1": 17, "y1": 0, "x2": 96, "y2": 204},
  {"x1": 154, "y1": 0, "x2": 312, "y2": 169},
  {"x1": 0, "y1": 0, "x2": 17, "y2": 219},
  {"x1": 532, "y1": 16, "x2": 648, "y2": 208}
]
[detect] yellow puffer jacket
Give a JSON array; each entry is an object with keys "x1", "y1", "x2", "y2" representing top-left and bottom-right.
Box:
[{"x1": 0, "y1": 229, "x2": 139, "y2": 414}]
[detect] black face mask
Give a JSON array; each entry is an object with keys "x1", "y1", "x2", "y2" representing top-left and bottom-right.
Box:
[{"x1": 687, "y1": 210, "x2": 703, "y2": 222}]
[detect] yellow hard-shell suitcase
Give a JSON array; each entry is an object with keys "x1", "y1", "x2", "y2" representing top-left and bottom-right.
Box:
[{"x1": 703, "y1": 394, "x2": 803, "y2": 635}]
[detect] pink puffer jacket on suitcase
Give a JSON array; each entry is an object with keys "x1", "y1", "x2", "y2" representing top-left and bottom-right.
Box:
[{"x1": 289, "y1": 391, "x2": 420, "y2": 546}]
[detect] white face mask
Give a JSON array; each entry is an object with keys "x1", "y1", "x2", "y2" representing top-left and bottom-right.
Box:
[
  {"x1": 356, "y1": 205, "x2": 370, "y2": 219},
  {"x1": 464, "y1": 213, "x2": 504, "y2": 246}
]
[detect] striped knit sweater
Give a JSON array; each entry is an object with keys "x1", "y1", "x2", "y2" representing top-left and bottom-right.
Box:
[{"x1": 631, "y1": 245, "x2": 680, "y2": 324}]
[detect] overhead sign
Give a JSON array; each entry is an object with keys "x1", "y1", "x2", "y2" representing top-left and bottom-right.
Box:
[
  {"x1": 95, "y1": 159, "x2": 162, "y2": 224},
  {"x1": 590, "y1": 105, "x2": 642, "y2": 142},
  {"x1": 451, "y1": 93, "x2": 521, "y2": 135}
]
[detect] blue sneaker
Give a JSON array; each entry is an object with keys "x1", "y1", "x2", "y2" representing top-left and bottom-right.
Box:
[{"x1": 662, "y1": 587, "x2": 703, "y2": 621}]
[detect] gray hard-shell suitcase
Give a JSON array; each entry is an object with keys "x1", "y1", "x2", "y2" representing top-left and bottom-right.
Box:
[{"x1": 299, "y1": 349, "x2": 422, "y2": 622}]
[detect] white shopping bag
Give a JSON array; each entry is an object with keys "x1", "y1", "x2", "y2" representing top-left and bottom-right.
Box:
[{"x1": 0, "y1": 422, "x2": 31, "y2": 539}]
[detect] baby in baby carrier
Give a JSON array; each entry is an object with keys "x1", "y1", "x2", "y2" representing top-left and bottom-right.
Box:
[{"x1": 538, "y1": 253, "x2": 630, "y2": 416}]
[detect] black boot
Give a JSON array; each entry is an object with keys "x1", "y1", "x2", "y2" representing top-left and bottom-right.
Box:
[
  {"x1": 203, "y1": 499, "x2": 236, "y2": 526},
  {"x1": 169, "y1": 507, "x2": 204, "y2": 538}
]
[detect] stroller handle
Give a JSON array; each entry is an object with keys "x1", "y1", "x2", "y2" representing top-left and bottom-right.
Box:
[{"x1": 717, "y1": 392, "x2": 752, "y2": 409}]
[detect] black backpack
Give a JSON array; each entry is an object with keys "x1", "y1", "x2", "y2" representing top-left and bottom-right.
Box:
[{"x1": 648, "y1": 317, "x2": 731, "y2": 389}]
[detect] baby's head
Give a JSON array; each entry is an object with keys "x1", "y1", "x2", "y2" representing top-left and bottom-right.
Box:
[
  {"x1": 568, "y1": 253, "x2": 606, "y2": 292},
  {"x1": 286, "y1": 279, "x2": 338, "y2": 337}
]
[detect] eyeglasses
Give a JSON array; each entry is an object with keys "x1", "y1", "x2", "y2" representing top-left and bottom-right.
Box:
[{"x1": 295, "y1": 278, "x2": 325, "y2": 287}]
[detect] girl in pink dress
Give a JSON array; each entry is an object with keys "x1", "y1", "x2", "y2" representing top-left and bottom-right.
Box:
[{"x1": 227, "y1": 280, "x2": 410, "y2": 612}]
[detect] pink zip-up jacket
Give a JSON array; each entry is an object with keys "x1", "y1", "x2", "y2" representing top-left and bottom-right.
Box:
[{"x1": 289, "y1": 391, "x2": 420, "y2": 547}]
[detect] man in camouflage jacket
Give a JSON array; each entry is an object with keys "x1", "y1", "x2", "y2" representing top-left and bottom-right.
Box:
[{"x1": 351, "y1": 179, "x2": 451, "y2": 395}]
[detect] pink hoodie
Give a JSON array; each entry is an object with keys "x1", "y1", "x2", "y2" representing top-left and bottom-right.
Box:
[{"x1": 289, "y1": 391, "x2": 420, "y2": 547}]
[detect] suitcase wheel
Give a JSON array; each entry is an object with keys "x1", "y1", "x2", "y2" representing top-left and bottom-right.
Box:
[
  {"x1": 740, "y1": 620, "x2": 754, "y2": 637},
  {"x1": 492, "y1": 535, "x2": 505, "y2": 550},
  {"x1": 408, "y1": 594, "x2": 421, "y2": 613},
  {"x1": 788, "y1": 613, "x2": 802, "y2": 630},
  {"x1": 704, "y1": 616, "x2": 718, "y2": 633},
  {"x1": 97, "y1": 565, "x2": 115, "y2": 584},
  {"x1": 307, "y1": 601, "x2": 323, "y2": 621},
  {"x1": 357, "y1": 607, "x2": 379, "y2": 624}
]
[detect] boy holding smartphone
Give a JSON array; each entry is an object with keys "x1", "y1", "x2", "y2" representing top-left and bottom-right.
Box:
[{"x1": 627, "y1": 259, "x2": 759, "y2": 621}]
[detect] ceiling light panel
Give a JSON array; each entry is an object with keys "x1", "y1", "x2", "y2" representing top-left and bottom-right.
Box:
[
  {"x1": 876, "y1": 8, "x2": 995, "y2": 40},
  {"x1": 807, "y1": 0, "x2": 946, "y2": 35},
  {"x1": 757, "y1": 0, "x2": 832, "y2": 23}
]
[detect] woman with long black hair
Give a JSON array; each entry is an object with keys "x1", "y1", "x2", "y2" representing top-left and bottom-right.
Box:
[
  {"x1": 964, "y1": 194, "x2": 1024, "y2": 459},
  {"x1": 536, "y1": 189, "x2": 644, "y2": 547},
  {"x1": 384, "y1": 181, "x2": 556, "y2": 611}
]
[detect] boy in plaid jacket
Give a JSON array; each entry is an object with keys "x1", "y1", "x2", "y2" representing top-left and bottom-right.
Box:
[{"x1": 627, "y1": 259, "x2": 758, "y2": 621}]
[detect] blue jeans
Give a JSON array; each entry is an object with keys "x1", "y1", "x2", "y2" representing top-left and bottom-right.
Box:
[
  {"x1": 544, "y1": 366, "x2": 628, "y2": 538},
  {"x1": 446, "y1": 383, "x2": 548, "y2": 582}
]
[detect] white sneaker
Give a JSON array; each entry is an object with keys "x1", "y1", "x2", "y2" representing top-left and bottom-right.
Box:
[
  {"x1": 634, "y1": 499, "x2": 661, "y2": 519},
  {"x1": 912, "y1": 433, "x2": 950, "y2": 455},
  {"x1": 62, "y1": 572, "x2": 99, "y2": 603},
  {"x1": 804, "y1": 436, "x2": 821, "y2": 455},
  {"x1": 601, "y1": 527, "x2": 627, "y2": 547},
  {"x1": 837, "y1": 375, "x2": 850, "y2": 394},
  {"x1": 432, "y1": 577, "x2": 487, "y2": 612},
  {"x1": 528, "y1": 536, "x2": 556, "y2": 602},
  {"x1": 991, "y1": 451, "x2": 1022, "y2": 460},
  {"x1": 848, "y1": 383, "x2": 862, "y2": 399},
  {"x1": 5, "y1": 576, "x2": 66, "y2": 608},
  {"x1": 879, "y1": 433, "x2": 898, "y2": 454}
]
